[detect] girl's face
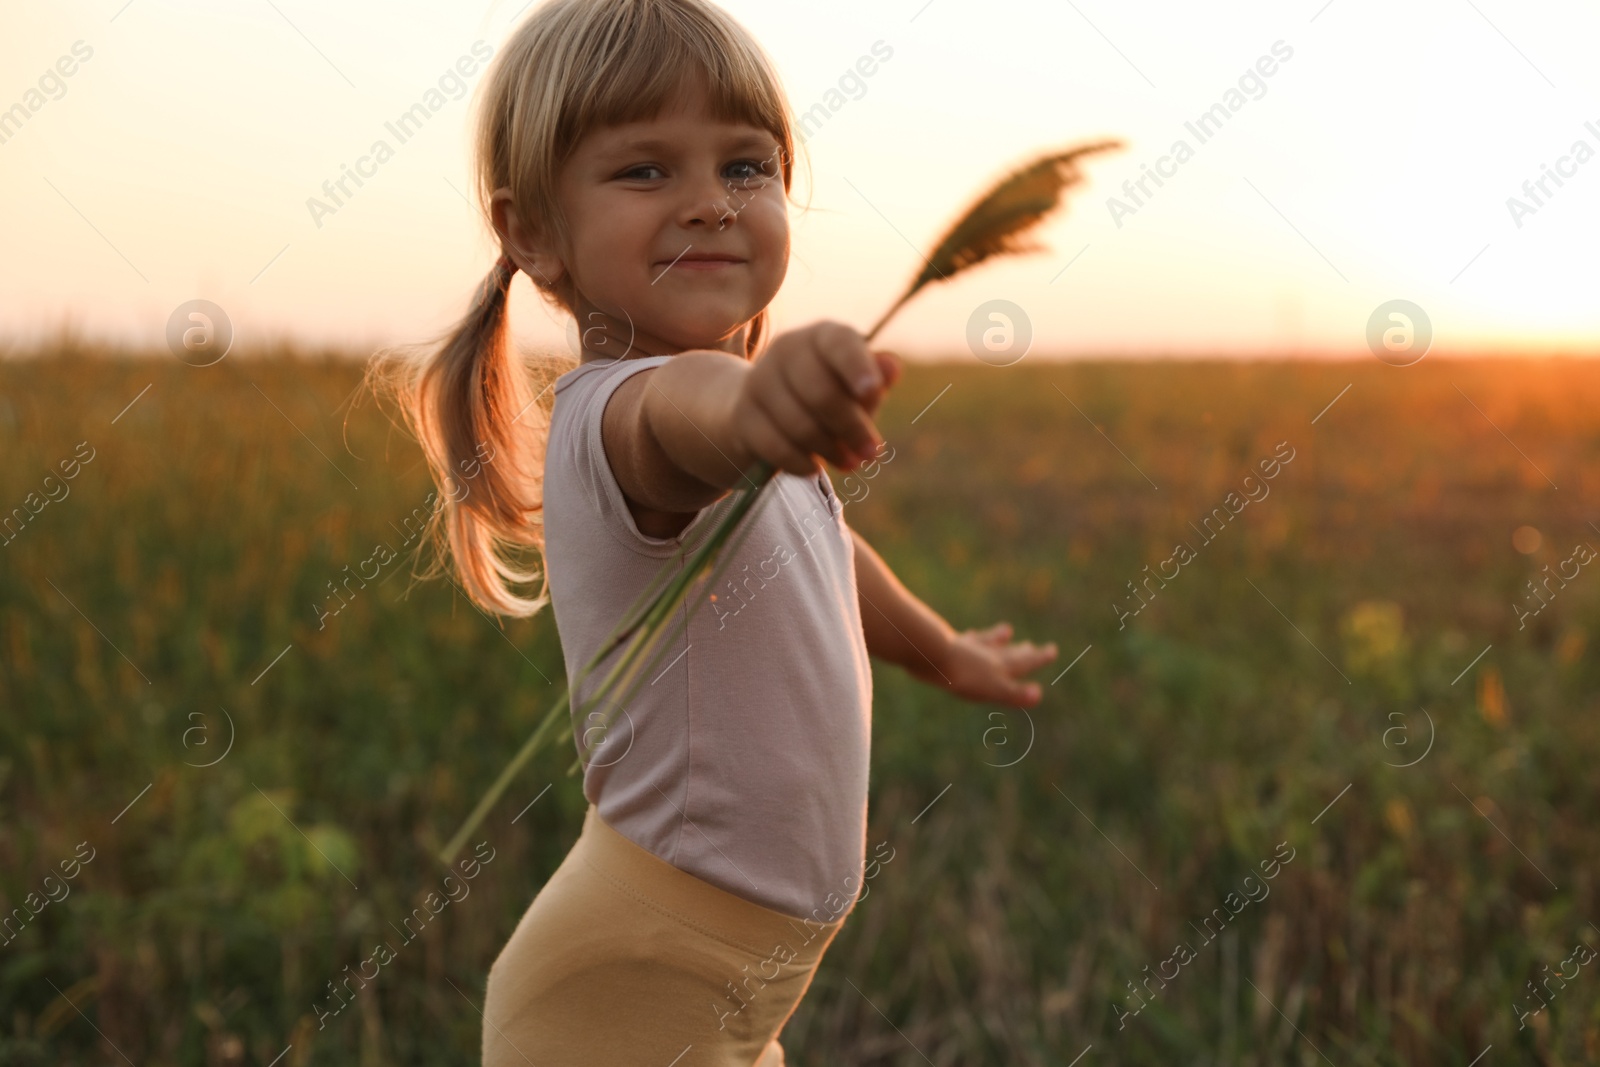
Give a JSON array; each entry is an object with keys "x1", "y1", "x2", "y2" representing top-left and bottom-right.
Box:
[{"x1": 551, "y1": 79, "x2": 790, "y2": 359}]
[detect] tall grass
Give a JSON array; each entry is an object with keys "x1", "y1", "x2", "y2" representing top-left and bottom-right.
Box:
[{"x1": 2, "y1": 348, "x2": 1599, "y2": 1064}]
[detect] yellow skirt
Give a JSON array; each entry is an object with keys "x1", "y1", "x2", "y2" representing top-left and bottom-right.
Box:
[{"x1": 482, "y1": 803, "x2": 852, "y2": 1067}]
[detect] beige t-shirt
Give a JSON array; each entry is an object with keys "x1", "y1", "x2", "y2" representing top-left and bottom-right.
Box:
[{"x1": 541, "y1": 354, "x2": 873, "y2": 921}]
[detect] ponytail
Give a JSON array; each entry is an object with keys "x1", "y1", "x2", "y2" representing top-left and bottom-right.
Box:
[
  {"x1": 364, "y1": 0, "x2": 801, "y2": 616},
  {"x1": 365, "y1": 255, "x2": 567, "y2": 618}
]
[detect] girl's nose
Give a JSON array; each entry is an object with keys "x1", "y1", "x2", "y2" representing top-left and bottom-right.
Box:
[
  {"x1": 681, "y1": 177, "x2": 738, "y2": 231},
  {"x1": 688, "y1": 200, "x2": 736, "y2": 230}
]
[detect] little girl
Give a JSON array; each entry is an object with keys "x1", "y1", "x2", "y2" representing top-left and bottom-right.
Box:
[{"x1": 387, "y1": 0, "x2": 1057, "y2": 1062}]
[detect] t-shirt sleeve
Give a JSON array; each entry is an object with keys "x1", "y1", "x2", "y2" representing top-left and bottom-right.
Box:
[{"x1": 560, "y1": 356, "x2": 717, "y2": 556}]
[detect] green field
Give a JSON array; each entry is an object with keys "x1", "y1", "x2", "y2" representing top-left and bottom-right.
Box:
[{"x1": 3, "y1": 347, "x2": 1598, "y2": 1065}]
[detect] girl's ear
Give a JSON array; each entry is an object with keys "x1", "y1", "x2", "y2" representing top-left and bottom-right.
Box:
[{"x1": 490, "y1": 187, "x2": 566, "y2": 286}]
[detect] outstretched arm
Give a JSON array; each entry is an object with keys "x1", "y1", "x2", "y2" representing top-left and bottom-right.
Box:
[{"x1": 850, "y1": 527, "x2": 1058, "y2": 706}]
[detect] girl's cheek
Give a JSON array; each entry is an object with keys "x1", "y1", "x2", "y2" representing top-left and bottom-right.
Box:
[
  {"x1": 741, "y1": 192, "x2": 788, "y2": 233},
  {"x1": 748, "y1": 202, "x2": 790, "y2": 266}
]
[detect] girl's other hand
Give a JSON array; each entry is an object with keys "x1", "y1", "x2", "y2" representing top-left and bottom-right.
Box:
[
  {"x1": 731, "y1": 321, "x2": 900, "y2": 477},
  {"x1": 938, "y1": 622, "x2": 1058, "y2": 707}
]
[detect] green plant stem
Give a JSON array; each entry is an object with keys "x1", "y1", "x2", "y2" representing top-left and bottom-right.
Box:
[
  {"x1": 440, "y1": 301, "x2": 897, "y2": 864},
  {"x1": 436, "y1": 459, "x2": 776, "y2": 864}
]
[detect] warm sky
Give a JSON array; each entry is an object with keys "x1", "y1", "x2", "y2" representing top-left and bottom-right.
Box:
[{"x1": 2, "y1": 0, "x2": 1596, "y2": 359}]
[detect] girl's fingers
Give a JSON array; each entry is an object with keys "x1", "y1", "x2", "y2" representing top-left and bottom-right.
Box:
[
  {"x1": 964, "y1": 668, "x2": 1037, "y2": 706},
  {"x1": 778, "y1": 344, "x2": 881, "y2": 460},
  {"x1": 751, "y1": 378, "x2": 852, "y2": 470},
  {"x1": 977, "y1": 622, "x2": 1013, "y2": 646},
  {"x1": 997, "y1": 677, "x2": 1043, "y2": 706},
  {"x1": 1003, "y1": 642, "x2": 1058, "y2": 674},
  {"x1": 872, "y1": 350, "x2": 902, "y2": 392},
  {"x1": 809, "y1": 321, "x2": 881, "y2": 401},
  {"x1": 742, "y1": 404, "x2": 819, "y2": 476}
]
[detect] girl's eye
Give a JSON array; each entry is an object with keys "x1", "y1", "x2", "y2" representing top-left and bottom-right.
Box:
[
  {"x1": 725, "y1": 159, "x2": 773, "y2": 184},
  {"x1": 616, "y1": 158, "x2": 776, "y2": 183}
]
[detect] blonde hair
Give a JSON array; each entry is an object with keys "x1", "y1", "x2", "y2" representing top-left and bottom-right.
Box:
[{"x1": 365, "y1": 0, "x2": 805, "y2": 617}]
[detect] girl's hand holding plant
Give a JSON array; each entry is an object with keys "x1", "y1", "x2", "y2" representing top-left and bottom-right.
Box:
[{"x1": 727, "y1": 320, "x2": 902, "y2": 477}]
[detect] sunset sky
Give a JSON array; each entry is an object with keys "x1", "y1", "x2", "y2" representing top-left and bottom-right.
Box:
[{"x1": 2, "y1": 0, "x2": 1596, "y2": 359}]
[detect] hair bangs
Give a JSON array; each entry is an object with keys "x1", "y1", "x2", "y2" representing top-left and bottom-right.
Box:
[{"x1": 556, "y1": 1, "x2": 793, "y2": 175}]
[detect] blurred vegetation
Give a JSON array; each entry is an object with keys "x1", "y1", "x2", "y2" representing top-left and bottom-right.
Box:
[{"x1": 3, "y1": 346, "x2": 1600, "y2": 1065}]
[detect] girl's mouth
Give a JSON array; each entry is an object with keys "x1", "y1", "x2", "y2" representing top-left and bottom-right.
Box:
[
  {"x1": 674, "y1": 260, "x2": 743, "y2": 272},
  {"x1": 656, "y1": 252, "x2": 747, "y2": 273}
]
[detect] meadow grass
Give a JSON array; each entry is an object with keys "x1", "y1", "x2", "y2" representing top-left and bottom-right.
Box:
[{"x1": 2, "y1": 347, "x2": 1598, "y2": 1065}]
